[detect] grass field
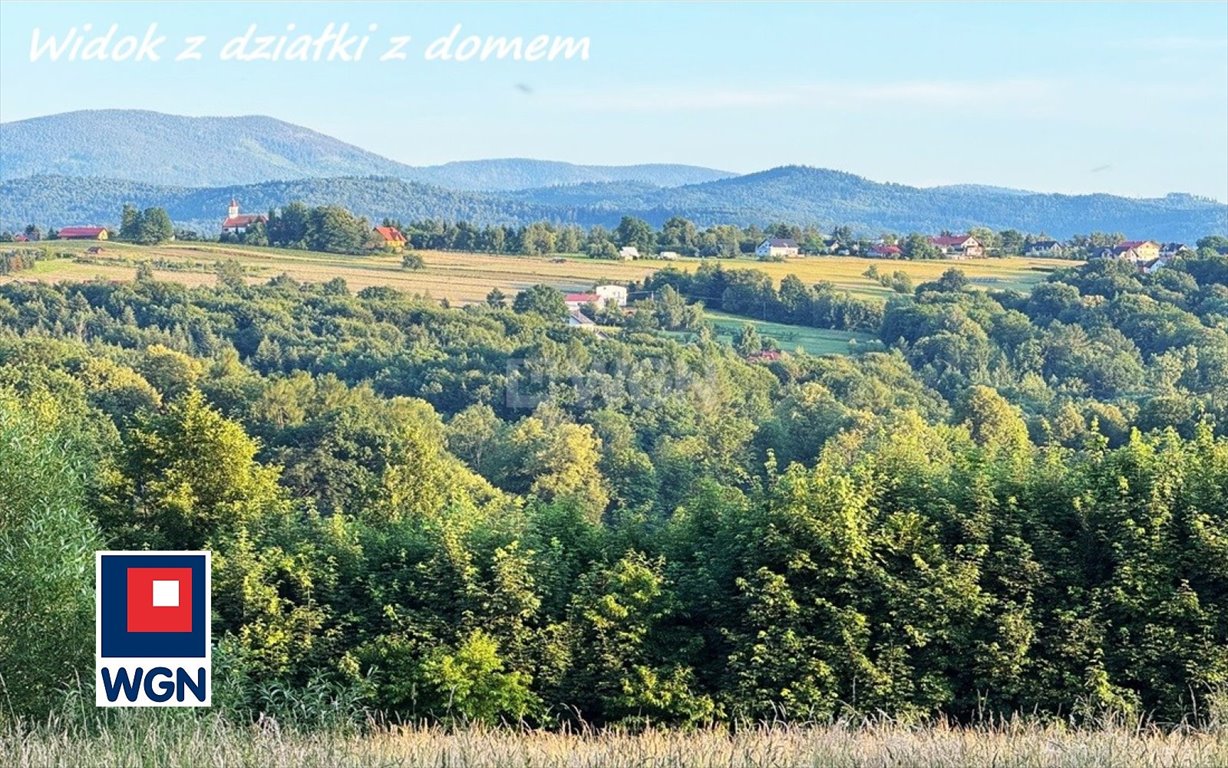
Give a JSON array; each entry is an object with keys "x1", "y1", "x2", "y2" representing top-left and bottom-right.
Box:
[
  {"x1": 2, "y1": 241, "x2": 1072, "y2": 305},
  {"x1": 703, "y1": 310, "x2": 881, "y2": 355},
  {"x1": 4, "y1": 716, "x2": 1224, "y2": 768}
]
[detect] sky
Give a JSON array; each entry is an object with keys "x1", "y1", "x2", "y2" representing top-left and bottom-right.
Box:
[{"x1": 1, "y1": 1, "x2": 1226, "y2": 201}]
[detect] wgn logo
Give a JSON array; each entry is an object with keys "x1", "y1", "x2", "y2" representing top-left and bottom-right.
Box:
[{"x1": 95, "y1": 551, "x2": 211, "y2": 707}]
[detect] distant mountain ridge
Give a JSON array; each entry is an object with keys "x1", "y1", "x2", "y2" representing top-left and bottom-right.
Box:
[
  {"x1": 0, "y1": 110, "x2": 733, "y2": 190},
  {"x1": 4, "y1": 169, "x2": 1225, "y2": 242},
  {"x1": 1, "y1": 110, "x2": 1225, "y2": 240}
]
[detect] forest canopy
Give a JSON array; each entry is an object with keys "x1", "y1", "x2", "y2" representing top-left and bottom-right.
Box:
[{"x1": 1, "y1": 253, "x2": 1226, "y2": 728}]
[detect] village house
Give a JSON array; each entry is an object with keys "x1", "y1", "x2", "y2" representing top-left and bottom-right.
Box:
[
  {"x1": 594, "y1": 284, "x2": 628, "y2": 308},
  {"x1": 929, "y1": 234, "x2": 984, "y2": 259},
  {"x1": 746, "y1": 349, "x2": 783, "y2": 363},
  {"x1": 370, "y1": 225, "x2": 407, "y2": 251},
  {"x1": 58, "y1": 226, "x2": 109, "y2": 240},
  {"x1": 823, "y1": 238, "x2": 852, "y2": 255},
  {"x1": 1159, "y1": 242, "x2": 1191, "y2": 258},
  {"x1": 870, "y1": 244, "x2": 902, "y2": 258},
  {"x1": 1140, "y1": 257, "x2": 1172, "y2": 275},
  {"x1": 221, "y1": 199, "x2": 268, "y2": 236},
  {"x1": 1024, "y1": 240, "x2": 1064, "y2": 257},
  {"x1": 567, "y1": 310, "x2": 596, "y2": 330},
  {"x1": 658, "y1": 251, "x2": 680, "y2": 260},
  {"x1": 618, "y1": 246, "x2": 640, "y2": 260},
  {"x1": 565, "y1": 292, "x2": 600, "y2": 311},
  {"x1": 755, "y1": 238, "x2": 800, "y2": 259},
  {"x1": 1110, "y1": 240, "x2": 1161, "y2": 262}
]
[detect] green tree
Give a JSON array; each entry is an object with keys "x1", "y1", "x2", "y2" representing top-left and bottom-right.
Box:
[
  {"x1": 0, "y1": 387, "x2": 102, "y2": 720},
  {"x1": 521, "y1": 222, "x2": 557, "y2": 256},
  {"x1": 99, "y1": 390, "x2": 290, "y2": 550},
  {"x1": 135, "y1": 207, "x2": 173, "y2": 244},
  {"x1": 119, "y1": 203, "x2": 140, "y2": 241},
  {"x1": 615, "y1": 216, "x2": 655, "y2": 255},
  {"x1": 513, "y1": 284, "x2": 567, "y2": 319},
  {"x1": 735, "y1": 323, "x2": 762, "y2": 356}
]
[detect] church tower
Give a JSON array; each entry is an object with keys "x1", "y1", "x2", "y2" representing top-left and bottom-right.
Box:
[{"x1": 228, "y1": 198, "x2": 239, "y2": 219}]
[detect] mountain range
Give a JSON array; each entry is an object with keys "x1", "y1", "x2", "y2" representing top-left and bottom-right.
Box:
[{"x1": 1, "y1": 110, "x2": 1225, "y2": 241}]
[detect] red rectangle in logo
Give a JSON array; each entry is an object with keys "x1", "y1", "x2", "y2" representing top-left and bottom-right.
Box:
[{"x1": 126, "y1": 567, "x2": 193, "y2": 633}]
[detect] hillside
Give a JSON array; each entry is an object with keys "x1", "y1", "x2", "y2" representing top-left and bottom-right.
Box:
[
  {"x1": 0, "y1": 110, "x2": 422, "y2": 186},
  {"x1": 0, "y1": 110, "x2": 732, "y2": 190},
  {"x1": 0, "y1": 175, "x2": 559, "y2": 235},
  {"x1": 5, "y1": 169, "x2": 1225, "y2": 241}
]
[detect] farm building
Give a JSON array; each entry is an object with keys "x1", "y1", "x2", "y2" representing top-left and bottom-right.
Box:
[
  {"x1": 618, "y1": 246, "x2": 640, "y2": 260},
  {"x1": 370, "y1": 226, "x2": 407, "y2": 251},
  {"x1": 58, "y1": 226, "x2": 108, "y2": 240}
]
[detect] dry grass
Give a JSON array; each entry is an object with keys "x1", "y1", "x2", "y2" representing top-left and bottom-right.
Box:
[
  {"x1": 4, "y1": 716, "x2": 1224, "y2": 768},
  {"x1": 2, "y1": 242, "x2": 1072, "y2": 305}
]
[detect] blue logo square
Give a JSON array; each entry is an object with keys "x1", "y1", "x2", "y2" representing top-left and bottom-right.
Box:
[{"x1": 99, "y1": 553, "x2": 209, "y2": 658}]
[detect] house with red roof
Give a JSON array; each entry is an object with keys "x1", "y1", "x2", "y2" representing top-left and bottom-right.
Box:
[
  {"x1": 870, "y1": 244, "x2": 902, "y2": 258},
  {"x1": 928, "y1": 234, "x2": 984, "y2": 259},
  {"x1": 565, "y1": 292, "x2": 600, "y2": 311},
  {"x1": 59, "y1": 226, "x2": 109, "y2": 241},
  {"x1": 370, "y1": 226, "x2": 408, "y2": 251},
  {"x1": 221, "y1": 199, "x2": 267, "y2": 236}
]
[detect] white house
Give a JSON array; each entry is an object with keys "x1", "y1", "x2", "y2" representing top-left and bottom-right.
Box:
[
  {"x1": 619, "y1": 246, "x2": 640, "y2": 260},
  {"x1": 1140, "y1": 256, "x2": 1173, "y2": 275},
  {"x1": 755, "y1": 238, "x2": 799, "y2": 259},
  {"x1": 594, "y1": 284, "x2": 628, "y2": 308},
  {"x1": 659, "y1": 251, "x2": 680, "y2": 260},
  {"x1": 929, "y1": 235, "x2": 985, "y2": 259}
]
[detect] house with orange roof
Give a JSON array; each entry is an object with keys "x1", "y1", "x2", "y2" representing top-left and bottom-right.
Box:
[{"x1": 370, "y1": 225, "x2": 408, "y2": 251}]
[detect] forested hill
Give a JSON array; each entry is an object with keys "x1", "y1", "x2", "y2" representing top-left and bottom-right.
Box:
[
  {"x1": 0, "y1": 175, "x2": 558, "y2": 233},
  {"x1": 0, "y1": 110, "x2": 732, "y2": 189},
  {"x1": 4, "y1": 170, "x2": 1225, "y2": 241},
  {"x1": 0, "y1": 110, "x2": 421, "y2": 186}
]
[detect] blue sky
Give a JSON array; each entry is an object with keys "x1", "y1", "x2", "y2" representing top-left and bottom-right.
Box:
[{"x1": 2, "y1": 1, "x2": 1226, "y2": 200}]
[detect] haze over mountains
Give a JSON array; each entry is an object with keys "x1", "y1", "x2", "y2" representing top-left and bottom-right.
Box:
[
  {"x1": 2, "y1": 110, "x2": 1225, "y2": 241},
  {"x1": 0, "y1": 110, "x2": 734, "y2": 190}
]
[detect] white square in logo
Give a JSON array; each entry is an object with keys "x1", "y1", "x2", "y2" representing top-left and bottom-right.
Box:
[{"x1": 152, "y1": 580, "x2": 179, "y2": 607}]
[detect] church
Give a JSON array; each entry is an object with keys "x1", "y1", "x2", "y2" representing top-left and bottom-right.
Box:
[{"x1": 221, "y1": 199, "x2": 268, "y2": 236}]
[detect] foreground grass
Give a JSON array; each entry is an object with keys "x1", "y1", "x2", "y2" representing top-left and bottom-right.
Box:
[
  {"x1": 5, "y1": 716, "x2": 1226, "y2": 768},
  {"x1": 4, "y1": 241, "x2": 1071, "y2": 304}
]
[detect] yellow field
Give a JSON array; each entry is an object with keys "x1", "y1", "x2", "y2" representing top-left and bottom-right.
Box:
[{"x1": 2, "y1": 241, "x2": 1073, "y2": 304}]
